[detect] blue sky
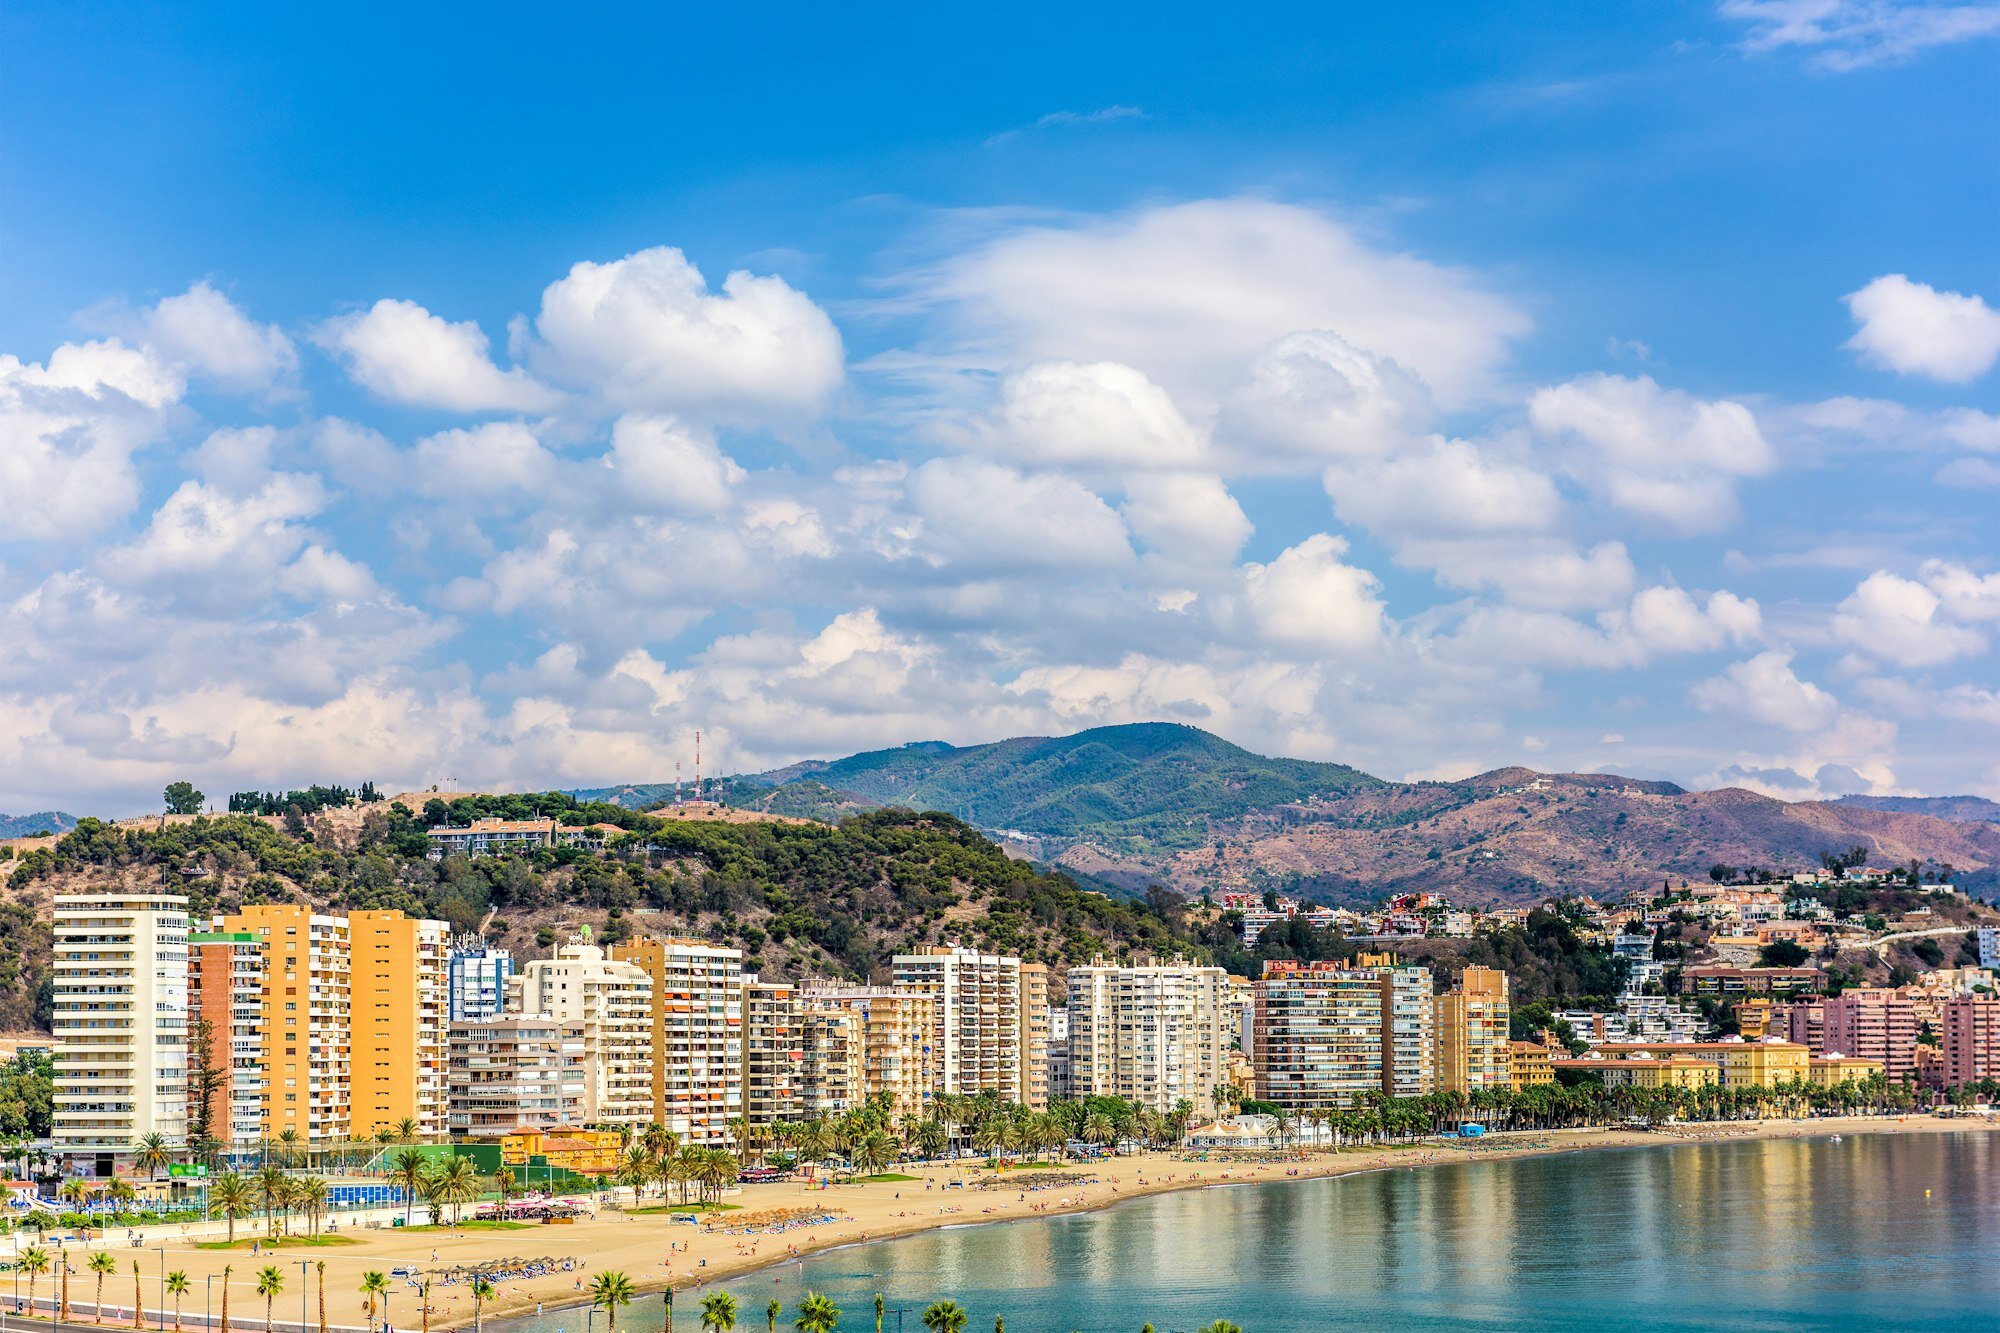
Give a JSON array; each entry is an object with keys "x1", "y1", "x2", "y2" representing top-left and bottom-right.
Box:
[{"x1": 2, "y1": 1, "x2": 1997, "y2": 813}]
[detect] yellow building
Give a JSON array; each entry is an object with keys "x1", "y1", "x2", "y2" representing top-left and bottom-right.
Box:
[
  {"x1": 1552, "y1": 1056, "x2": 1719, "y2": 1089},
  {"x1": 349, "y1": 910, "x2": 450, "y2": 1140},
  {"x1": 1808, "y1": 1055, "x2": 1884, "y2": 1086},
  {"x1": 1596, "y1": 1040, "x2": 1811, "y2": 1089},
  {"x1": 1437, "y1": 966, "x2": 1513, "y2": 1094},
  {"x1": 500, "y1": 1128, "x2": 622, "y2": 1175},
  {"x1": 1508, "y1": 1041, "x2": 1556, "y2": 1088}
]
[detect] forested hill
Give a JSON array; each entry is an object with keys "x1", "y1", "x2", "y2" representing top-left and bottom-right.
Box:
[
  {"x1": 1, "y1": 802, "x2": 1198, "y2": 1017},
  {"x1": 0, "y1": 812, "x2": 78, "y2": 839},
  {"x1": 579, "y1": 723, "x2": 1384, "y2": 846}
]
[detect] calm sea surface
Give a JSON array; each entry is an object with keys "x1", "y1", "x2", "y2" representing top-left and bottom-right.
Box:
[{"x1": 507, "y1": 1130, "x2": 2000, "y2": 1333}]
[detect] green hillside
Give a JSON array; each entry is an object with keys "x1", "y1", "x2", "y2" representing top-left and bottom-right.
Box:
[{"x1": 731, "y1": 723, "x2": 1383, "y2": 849}]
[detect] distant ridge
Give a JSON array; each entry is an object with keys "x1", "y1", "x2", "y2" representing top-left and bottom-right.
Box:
[
  {"x1": 0, "y1": 811, "x2": 79, "y2": 839},
  {"x1": 1835, "y1": 794, "x2": 2000, "y2": 825},
  {"x1": 572, "y1": 723, "x2": 2000, "y2": 904}
]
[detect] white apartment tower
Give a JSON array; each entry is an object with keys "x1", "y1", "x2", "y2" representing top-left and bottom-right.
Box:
[
  {"x1": 610, "y1": 938, "x2": 745, "y2": 1144},
  {"x1": 892, "y1": 945, "x2": 1047, "y2": 1106},
  {"x1": 52, "y1": 892, "x2": 191, "y2": 1163},
  {"x1": 512, "y1": 942, "x2": 656, "y2": 1127},
  {"x1": 1066, "y1": 957, "x2": 1232, "y2": 1118}
]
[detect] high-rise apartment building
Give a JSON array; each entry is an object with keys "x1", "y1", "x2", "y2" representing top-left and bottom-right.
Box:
[
  {"x1": 52, "y1": 892, "x2": 191, "y2": 1165},
  {"x1": 1436, "y1": 966, "x2": 1512, "y2": 1095},
  {"x1": 609, "y1": 938, "x2": 743, "y2": 1142},
  {"x1": 797, "y1": 983, "x2": 936, "y2": 1117},
  {"x1": 1046, "y1": 1007, "x2": 1070, "y2": 1103},
  {"x1": 511, "y1": 942, "x2": 654, "y2": 1127},
  {"x1": 1942, "y1": 996, "x2": 2000, "y2": 1088},
  {"x1": 349, "y1": 910, "x2": 450, "y2": 1139},
  {"x1": 221, "y1": 904, "x2": 354, "y2": 1143},
  {"x1": 798, "y1": 1004, "x2": 864, "y2": 1116},
  {"x1": 1066, "y1": 957, "x2": 1231, "y2": 1117},
  {"x1": 187, "y1": 930, "x2": 265, "y2": 1150},
  {"x1": 1252, "y1": 955, "x2": 1435, "y2": 1108},
  {"x1": 1822, "y1": 990, "x2": 1921, "y2": 1080},
  {"x1": 893, "y1": 945, "x2": 1045, "y2": 1106},
  {"x1": 740, "y1": 978, "x2": 800, "y2": 1131},
  {"x1": 447, "y1": 1016, "x2": 587, "y2": 1137},
  {"x1": 448, "y1": 942, "x2": 514, "y2": 1023}
]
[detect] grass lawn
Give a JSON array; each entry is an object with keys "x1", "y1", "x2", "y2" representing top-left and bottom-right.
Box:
[
  {"x1": 194, "y1": 1235, "x2": 361, "y2": 1250},
  {"x1": 628, "y1": 1202, "x2": 740, "y2": 1214},
  {"x1": 845, "y1": 1172, "x2": 921, "y2": 1183},
  {"x1": 394, "y1": 1220, "x2": 535, "y2": 1233}
]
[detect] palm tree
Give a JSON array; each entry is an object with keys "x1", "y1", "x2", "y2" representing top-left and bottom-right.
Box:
[
  {"x1": 874, "y1": 1294, "x2": 885, "y2": 1333},
  {"x1": 89, "y1": 1251, "x2": 118, "y2": 1324},
  {"x1": 20, "y1": 1246, "x2": 49, "y2": 1321},
  {"x1": 470, "y1": 1278, "x2": 495, "y2": 1333},
  {"x1": 992, "y1": 1320, "x2": 1002, "y2": 1333},
  {"x1": 166, "y1": 1272, "x2": 190, "y2": 1333},
  {"x1": 394, "y1": 1118, "x2": 420, "y2": 1144},
  {"x1": 218, "y1": 1266, "x2": 232, "y2": 1333},
  {"x1": 588, "y1": 1272, "x2": 635, "y2": 1333},
  {"x1": 793, "y1": 1293, "x2": 840, "y2": 1333},
  {"x1": 295, "y1": 1178, "x2": 330, "y2": 1238},
  {"x1": 276, "y1": 1130, "x2": 302, "y2": 1170},
  {"x1": 765, "y1": 1300, "x2": 781, "y2": 1333},
  {"x1": 211, "y1": 1173, "x2": 255, "y2": 1244},
  {"x1": 254, "y1": 1268, "x2": 284, "y2": 1333},
  {"x1": 427, "y1": 1155, "x2": 481, "y2": 1226},
  {"x1": 131, "y1": 1260, "x2": 144, "y2": 1329},
  {"x1": 699, "y1": 1291, "x2": 738, "y2": 1332},
  {"x1": 357, "y1": 1273, "x2": 389, "y2": 1333},
  {"x1": 491, "y1": 1168, "x2": 516, "y2": 1209},
  {"x1": 391, "y1": 1148, "x2": 429, "y2": 1224},
  {"x1": 919, "y1": 1300, "x2": 966, "y2": 1333},
  {"x1": 1198, "y1": 1322, "x2": 1241, "y2": 1333},
  {"x1": 255, "y1": 1166, "x2": 289, "y2": 1237},
  {"x1": 315, "y1": 1261, "x2": 328, "y2": 1333},
  {"x1": 133, "y1": 1133, "x2": 173, "y2": 1181}
]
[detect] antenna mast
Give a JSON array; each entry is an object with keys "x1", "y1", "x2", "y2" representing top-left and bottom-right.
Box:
[{"x1": 695, "y1": 729, "x2": 703, "y2": 802}]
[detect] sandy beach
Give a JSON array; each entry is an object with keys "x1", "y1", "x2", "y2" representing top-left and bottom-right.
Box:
[{"x1": 38, "y1": 1114, "x2": 1990, "y2": 1331}]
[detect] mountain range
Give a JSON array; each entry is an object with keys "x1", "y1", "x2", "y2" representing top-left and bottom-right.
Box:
[
  {"x1": 577, "y1": 723, "x2": 2000, "y2": 905},
  {"x1": 0, "y1": 812, "x2": 78, "y2": 840}
]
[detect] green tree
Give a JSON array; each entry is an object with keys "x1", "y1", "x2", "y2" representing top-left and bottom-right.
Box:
[
  {"x1": 470, "y1": 1278, "x2": 495, "y2": 1333},
  {"x1": 358, "y1": 1273, "x2": 390, "y2": 1333},
  {"x1": 793, "y1": 1292, "x2": 841, "y2": 1333},
  {"x1": 88, "y1": 1251, "x2": 117, "y2": 1325},
  {"x1": 133, "y1": 1132, "x2": 172, "y2": 1180},
  {"x1": 391, "y1": 1147, "x2": 429, "y2": 1224},
  {"x1": 700, "y1": 1291, "x2": 739, "y2": 1332},
  {"x1": 255, "y1": 1268, "x2": 284, "y2": 1333},
  {"x1": 19, "y1": 1246, "x2": 49, "y2": 1321},
  {"x1": 167, "y1": 1272, "x2": 190, "y2": 1333},
  {"x1": 589, "y1": 1272, "x2": 635, "y2": 1333},
  {"x1": 919, "y1": 1301, "x2": 966, "y2": 1333},
  {"x1": 211, "y1": 1172, "x2": 255, "y2": 1243},
  {"x1": 766, "y1": 1299, "x2": 781, "y2": 1333},
  {"x1": 873, "y1": 1295, "x2": 885, "y2": 1333}
]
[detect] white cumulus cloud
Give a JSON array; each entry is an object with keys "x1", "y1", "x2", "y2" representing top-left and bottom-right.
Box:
[
  {"x1": 319, "y1": 299, "x2": 560, "y2": 413},
  {"x1": 1843, "y1": 274, "x2": 2000, "y2": 382},
  {"x1": 521, "y1": 246, "x2": 843, "y2": 424}
]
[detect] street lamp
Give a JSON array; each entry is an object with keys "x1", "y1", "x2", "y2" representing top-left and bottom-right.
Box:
[
  {"x1": 296, "y1": 1262, "x2": 309, "y2": 1333},
  {"x1": 204, "y1": 1275, "x2": 213, "y2": 1332},
  {"x1": 155, "y1": 1247, "x2": 166, "y2": 1331}
]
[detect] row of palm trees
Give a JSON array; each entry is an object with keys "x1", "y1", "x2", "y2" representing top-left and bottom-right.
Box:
[
  {"x1": 583, "y1": 1273, "x2": 1237, "y2": 1333},
  {"x1": 1229, "y1": 1070, "x2": 2000, "y2": 1151},
  {"x1": 12, "y1": 1248, "x2": 335, "y2": 1333}
]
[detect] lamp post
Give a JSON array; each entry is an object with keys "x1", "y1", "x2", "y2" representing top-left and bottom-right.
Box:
[
  {"x1": 155, "y1": 1247, "x2": 166, "y2": 1332},
  {"x1": 203, "y1": 1275, "x2": 212, "y2": 1332},
  {"x1": 296, "y1": 1263, "x2": 308, "y2": 1333}
]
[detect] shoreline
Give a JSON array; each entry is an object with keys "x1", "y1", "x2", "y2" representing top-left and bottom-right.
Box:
[{"x1": 458, "y1": 1112, "x2": 1990, "y2": 1330}]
